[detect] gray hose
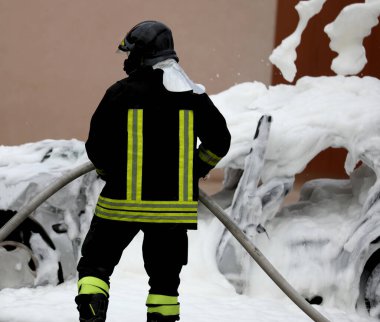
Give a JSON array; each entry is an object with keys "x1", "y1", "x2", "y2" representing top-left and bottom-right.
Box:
[
  {"x1": 0, "y1": 161, "x2": 95, "y2": 242},
  {"x1": 198, "y1": 189, "x2": 330, "y2": 322},
  {"x1": 0, "y1": 161, "x2": 330, "y2": 321}
]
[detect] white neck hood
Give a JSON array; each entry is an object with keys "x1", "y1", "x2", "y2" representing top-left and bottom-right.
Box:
[{"x1": 153, "y1": 59, "x2": 205, "y2": 94}]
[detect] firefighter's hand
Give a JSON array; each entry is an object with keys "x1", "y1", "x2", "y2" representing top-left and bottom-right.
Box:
[
  {"x1": 200, "y1": 173, "x2": 210, "y2": 181},
  {"x1": 96, "y1": 168, "x2": 107, "y2": 181}
]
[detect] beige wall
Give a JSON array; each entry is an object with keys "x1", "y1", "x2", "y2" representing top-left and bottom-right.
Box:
[{"x1": 0, "y1": 0, "x2": 277, "y2": 145}]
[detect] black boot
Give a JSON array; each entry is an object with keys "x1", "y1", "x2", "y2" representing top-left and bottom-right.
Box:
[
  {"x1": 147, "y1": 313, "x2": 179, "y2": 322},
  {"x1": 75, "y1": 294, "x2": 109, "y2": 322}
]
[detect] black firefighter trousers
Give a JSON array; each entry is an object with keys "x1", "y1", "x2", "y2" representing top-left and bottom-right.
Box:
[{"x1": 77, "y1": 215, "x2": 188, "y2": 299}]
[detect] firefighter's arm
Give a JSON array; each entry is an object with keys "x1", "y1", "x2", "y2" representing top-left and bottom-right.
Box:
[
  {"x1": 85, "y1": 97, "x2": 109, "y2": 179},
  {"x1": 85, "y1": 83, "x2": 122, "y2": 179},
  {"x1": 196, "y1": 94, "x2": 231, "y2": 179}
]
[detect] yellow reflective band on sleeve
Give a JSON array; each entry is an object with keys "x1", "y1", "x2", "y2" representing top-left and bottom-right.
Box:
[
  {"x1": 78, "y1": 276, "x2": 109, "y2": 297},
  {"x1": 127, "y1": 109, "x2": 143, "y2": 201},
  {"x1": 198, "y1": 145, "x2": 222, "y2": 166},
  {"x1": 146, "y1": 294, "x2": 178, "y2": 305},
  {"x1": 179, "y1": 110, "x2": 194, "y2": 202},
  {"x1": 147, "y1": 304, "x2": 180, "y2": 316}
]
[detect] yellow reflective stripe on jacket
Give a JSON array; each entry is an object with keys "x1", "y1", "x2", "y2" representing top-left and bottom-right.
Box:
[
  {"x1": 95, "y1": 195, "x2": 197, "y2": 223},
  {"x1": 198, "y1": 144, "x2": 222, "y2": 166},
  {"x1": 179, "y1": 110, "x2": 194, "y2": 201},
  {"x1": 95, "y1": 207, "x2": 197, "y2": 217},
  {"x1": 100, "y1": 108, "x2": 197, "y2": 224},
  {"x1": 97, "y1": 196, "x2": 197, "y2": 211},
  {"x1": 127, "y1": 109, "x2": 143, "y2": 201},
  {"x1": 78, "y1": 276, "x2": 109, "y2": 297},
  {"x1": 95, "y1": 207, "x2": 197, "y2": 223}
]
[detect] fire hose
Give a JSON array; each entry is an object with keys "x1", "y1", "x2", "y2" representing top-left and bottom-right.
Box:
[{"x1": 0, "y1": 161, "x2": 330, "y2": 322}]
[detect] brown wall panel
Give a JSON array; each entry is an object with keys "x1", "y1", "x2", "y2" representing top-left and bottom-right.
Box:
[{"x1": 0, "y1": 0, "x2": 277, "y2": 146}]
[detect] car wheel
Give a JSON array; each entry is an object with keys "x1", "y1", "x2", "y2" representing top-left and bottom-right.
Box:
[
  {"x1": 0, "y1": 240, "x2": 39, "y2": 289},
  {"x1": 359, "y1": 247, "x2": 380, "y2": 317}
]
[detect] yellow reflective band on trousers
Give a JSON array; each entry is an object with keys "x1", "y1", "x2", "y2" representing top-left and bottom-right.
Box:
[
  {"x1": 179, "y1": 110, "x2": 194, "y2": 202},
  {"x1": 78, "y1": 276, "x2": 109, "y2": 297},
  {"x1": 146, "y1": 294, "x2": 178, "y2": 305},
  {"x1": 198, "y1": 144, "x2": 222, "y2": 166},
  {"x1": 127, "y1": 109, "x2": 143, "y2": 201},
  {"x1": 146, "y1": 294, "x2": 180, "y2": 316}
]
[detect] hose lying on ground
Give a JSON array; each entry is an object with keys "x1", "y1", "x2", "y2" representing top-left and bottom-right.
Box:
[{"x1": 198, "y1": 189, "x2": 330, "y2": 322}]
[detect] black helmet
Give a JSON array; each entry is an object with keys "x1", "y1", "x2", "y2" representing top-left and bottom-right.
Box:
[{"x1": 118, "y1": 20, "x2": 179, "y2": 74}]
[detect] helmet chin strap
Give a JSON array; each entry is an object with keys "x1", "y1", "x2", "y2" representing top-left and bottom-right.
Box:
[
  {"x1": 123, "y1": 58, "x2": 133, "y2": 75},
  {"x1": 123, "y1": 53, "x2": 141, "y2": 75}
]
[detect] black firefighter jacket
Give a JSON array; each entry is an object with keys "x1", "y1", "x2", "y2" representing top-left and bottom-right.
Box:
[{"x1": 86, "y1": 67, "x2": 231, "y2": 229}]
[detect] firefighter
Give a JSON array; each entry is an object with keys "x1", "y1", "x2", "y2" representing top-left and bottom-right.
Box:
[{"x1": 75, "y1": 20, "x2": 231, "y2": 322}]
